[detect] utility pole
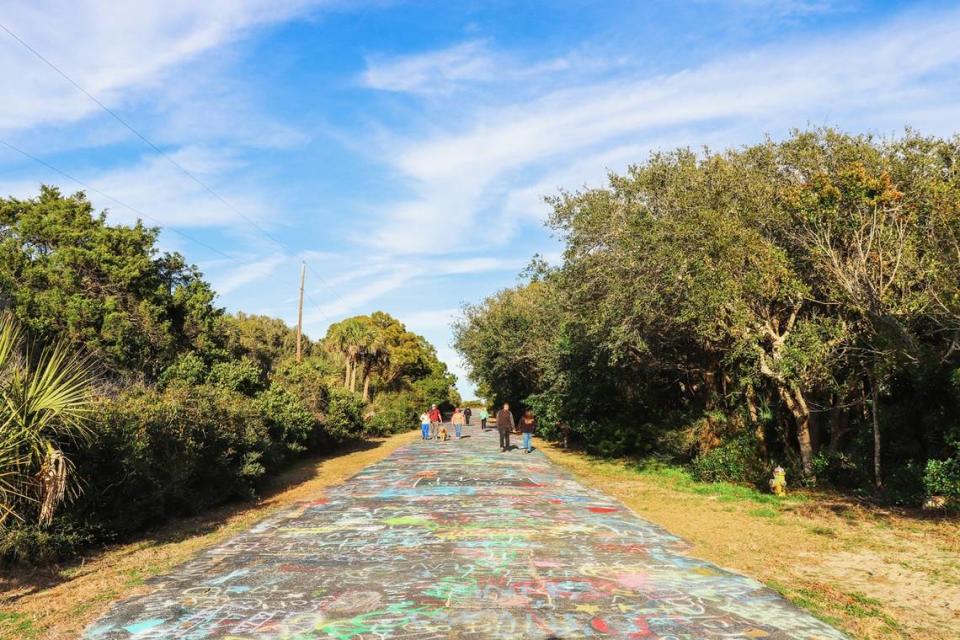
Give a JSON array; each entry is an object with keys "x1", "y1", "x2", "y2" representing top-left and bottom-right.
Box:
[{"x1": 296, "y1": 261, "x2": 305, "y2": 363}]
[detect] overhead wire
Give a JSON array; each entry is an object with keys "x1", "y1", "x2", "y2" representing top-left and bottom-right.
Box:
[
  {"x1": 0, "y1": 138, "x2": 234, "y2": 261},
  {"x1": 0, "y1": 20, "x2": 352, "y2": 326}
]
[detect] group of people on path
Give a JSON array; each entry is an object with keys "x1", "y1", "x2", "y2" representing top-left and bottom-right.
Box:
[
  {"x1": 419, "y1": 404, "x2": 473, "y2": 441},
  {"x1": 418, "y1": 402, "x2": 537, "y2": 453},
  {"x1": 492, "y1": 402, "x2": 536, "y2": 453}
]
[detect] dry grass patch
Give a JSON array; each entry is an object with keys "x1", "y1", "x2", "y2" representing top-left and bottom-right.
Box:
[
  {"x1": 539, "y1": 441, "x2": 960, "y2": 640},
  {"x1": 0, "y1": 430, "x2": 420, "y2": 640}
]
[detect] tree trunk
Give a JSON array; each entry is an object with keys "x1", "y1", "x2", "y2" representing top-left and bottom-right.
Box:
[
  {"x1": 867, "y1": 369, "x2": 883, "y2": 489},
  {"x1": 349, "y1": 358, "x2": 357, "y2": 392},
  {"x1": 362, "y1": 366, "x2": 372, "y2": 402},
  {"x1": 745, "y1": 383, "x2": 767, "y2": 458},
  {"x1": 777, "y1": 383, "x2": 816, "y2": 482},
  {"x1": 344, "y1": 361, "x2": 351, "y2": 388}
]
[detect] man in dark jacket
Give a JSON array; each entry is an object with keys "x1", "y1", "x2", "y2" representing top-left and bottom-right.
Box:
[
  {"x1": 496, "y1": 403, "x2": 514, "y2": 452},
  {"x1": 463, "y1": 407, "x2": 472, "y2": 425}
]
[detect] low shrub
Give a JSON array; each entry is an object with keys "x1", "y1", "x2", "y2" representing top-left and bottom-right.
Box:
[
  {"x1": 366, "y1": 392, "x2": 419, "y2": 436},
  {"x1": 256, "y1": 383, "x2": 316, "y2": 466},
  {"x1": 207, "y1": 359, "x2": 265, "y2": 396},
  {"x1": 923, "y1": 457, "x2": 960, "y2": 506},
  {"x1": 691, "y1": 433, "x2": 768, "y2": 486},
  {"x1": 157, "y1": 352, "x2": 207, "y2": 389},
  {"x1": 323, "y1": 387, "x2": 365, "y2": 442},
  {"x1": 68, "y1": 385, "x2": 273, "y2": 538}
]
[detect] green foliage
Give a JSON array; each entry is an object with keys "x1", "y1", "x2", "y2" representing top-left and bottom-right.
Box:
[
  {"x1": 325, "y1": 312, "x2": 459, "y2": 409},
  {"x1": 691, "y1": 435, "x2": 768, "y2": 486},
  {"x1": 455, "y1": 128, "x2": 960, "y2": 501},
  {"x1": 0, "y1": 520, "x2": 97, "y2": 566},
  {"x1": 0, "y1": 312, "x2": 96, "y2": 527},
  {"x1": 365, "y1": 392, "x2": 419, "y2": 436},
  {"x1": 323, "y1": 387, "x2": 365, "y2": 442},
  {"x1": 0, "y1": 187, "x2": 457, "y2": 565},
  {"x1": 255, "y1": 384, "x2": 315, "y2": 464},
  {"x1": 207, "y1": 359, "x2": 265, "y2": 396},
  {"x1": 157, "y1": 352, "x2": 208, "y2": 389},
  {"x1": 224, "y1": 312, "x2": 314, "y2": 374},
  {"x1": 923, "y1": 458, "x2": 960, "y2": 504},
  {"x1": 0, "y1": 186, "x2": 225, "y2": 380}
]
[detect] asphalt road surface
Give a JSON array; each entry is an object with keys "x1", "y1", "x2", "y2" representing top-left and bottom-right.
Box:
[{"x1": 85, "y1": 423, "x2": 847, "y2": 639}]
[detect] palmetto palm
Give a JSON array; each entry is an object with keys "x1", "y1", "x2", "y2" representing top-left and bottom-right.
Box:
[{"x1": 0, "y1": 312, "x2": 96, "y2": 526}]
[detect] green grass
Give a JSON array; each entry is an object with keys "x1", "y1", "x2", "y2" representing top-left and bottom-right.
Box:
[
  {"x1": 766, "y1": 580, "x2": 904, "y2": 637},
  {"x1": 0, "y1": 611, "x2": 39, "y2": 640},
  {"x1": 809, "y1": 525, "x2": 837, "y2": 537},
  {"x1": 622, "y1": 457, "x2": 806, "y2": 506},
  {"x1": 748, "y1": 507, "x2": 780, "y2": 518}
]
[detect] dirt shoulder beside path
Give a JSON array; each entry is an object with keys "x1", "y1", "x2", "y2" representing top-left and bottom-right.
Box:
[
  {"x1": 539, "y1": 442, "x2": 960, "y2": 640},
  {"x1": 0, "y1": 430, "x2": 421, "y2": 640}
]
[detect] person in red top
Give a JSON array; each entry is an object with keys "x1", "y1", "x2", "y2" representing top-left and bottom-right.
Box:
[{"x1": 428, "y1": 404, "x2": 442, "y2": 440}]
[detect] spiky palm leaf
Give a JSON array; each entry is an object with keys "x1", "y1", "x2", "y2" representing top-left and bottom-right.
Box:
[{"x1": 0, "y1": 312, "x2": 96, "y2": 526}]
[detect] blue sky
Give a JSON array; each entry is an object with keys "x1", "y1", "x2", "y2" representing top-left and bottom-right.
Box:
[{"x1": 1, "y1": 0, "x2": 959, "y2": 397}]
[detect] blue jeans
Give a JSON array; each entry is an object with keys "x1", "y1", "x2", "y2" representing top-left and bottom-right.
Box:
[
  {"x1": 421, "y1": 423, "x2": 430, "y2": 439},
  {"x1": 455, "y1": 424, "x2": 462, "y2": 438},
  {"x1": 522, "y1": 432, "x2": 532, "y2": 451}
]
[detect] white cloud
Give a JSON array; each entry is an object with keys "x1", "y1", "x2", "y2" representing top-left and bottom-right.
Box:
[
  {"x1": 214, "y1": 254, "x2": 287, "y2": 295},
  {"x1": 364, "y1": 7, "x2": 960, "y2": 255},
  {"x1": 361, "y1": 40, "x2": 496, "y2": 95},
  {"x1": 399, "y1": 307, "x2": 460, "y2": 333},
  {"x1": 0, "y1": 0, "x2": 331, "y2": 133},
  {"x1": 89, "y1": 147, "x2": 274, "y2": 229}
]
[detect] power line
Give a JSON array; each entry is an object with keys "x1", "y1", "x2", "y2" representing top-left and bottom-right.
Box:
[
  {"x1": 0, "y1": 19, "x2": 289, "y2": 253},
  {"x1": 2, "y1": 138, "x2": 338, "y2": 329},
  {"x1": 0, "y1": 19, "x2": 355, "y2": 320},
  {"x1": 0, "y1": 139, "x2": 234, "y2": 260}
]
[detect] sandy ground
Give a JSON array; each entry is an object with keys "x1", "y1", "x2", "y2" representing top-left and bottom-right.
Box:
[
  {"x1": 0, "y1": 430, "x2": 421, "y2": 640},
  {"x1": 538, "y1": 442, "x2": 960, "y2": 640}
]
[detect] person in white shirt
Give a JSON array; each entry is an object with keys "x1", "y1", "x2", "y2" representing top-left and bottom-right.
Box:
[{"x1": 420, "y1": 412, "x2": 431, "y2": 440}]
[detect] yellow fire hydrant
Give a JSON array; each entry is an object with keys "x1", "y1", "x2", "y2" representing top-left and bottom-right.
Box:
[{"x1": 769, "y1": 465, "x2": 787, "y2": 496}]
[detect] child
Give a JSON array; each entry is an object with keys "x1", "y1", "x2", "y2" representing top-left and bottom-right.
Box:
[{"x1": 420, "y1": 411, "x2": 431, "y2": 440}]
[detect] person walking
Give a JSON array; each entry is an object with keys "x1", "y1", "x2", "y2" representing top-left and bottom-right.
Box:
[
  {"x1": 496, "y1": 403, "x2": 514, "y2": 452},
  {"x1": 479, "y1": 407, "x2": 489, "y2": 431},
  {"x1": 419, "y1": 410, "x2": 431, "y2": 440},
  {"x1": 519, "y1": 409, "x2": 536, "y2": 453},
  {"x1": 452, "y1": 407, "x2": 465, "y2": 439},
  {"x1": 428, "y1": 404, "x2": 442, "y2": 440},
  {"x1": 463, "y1": 407, "x2": 472, "y2": 426}
]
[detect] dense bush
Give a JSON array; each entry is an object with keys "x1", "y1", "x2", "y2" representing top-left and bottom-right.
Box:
[
  {"x1": 924, "y1": 457, "x2": 960, "y2": 506},
  {"x1": 323, "y1": 387, "x2": 366, "y2": 442},
  {"x1": 69, "y1": 385, "x2": 273, "y2": 538},
  {"x1": 691, "y1": 434, "x2": 768, "y2": 486},
  {"x1": 157, "y1": 352, "x2": 208, "y2": 389},
  {"x1": 256, "y1": 383, "x2": 316, "y2": 465},
  {"x1": 0, "y1": 380, "x2": 331, "y2": 563},
  {"x1": 366, "y1": 392, "x2": 419, "y2": 436},
  {"x1": 207, "y1": 359, "x2": 265, "y2": 396}
]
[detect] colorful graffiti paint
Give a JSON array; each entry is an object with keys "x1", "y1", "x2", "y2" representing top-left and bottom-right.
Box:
[{"x1": 84, "y1": 427, "x2": 847, "y2": 639}]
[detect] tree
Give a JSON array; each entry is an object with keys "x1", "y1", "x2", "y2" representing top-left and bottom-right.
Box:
[
  {"x1": 455, "y1": 128, "x2": 960, "y2": 493},
  {"x1": 0, "y1": 313, "x2": 96, "y2": 526},
  {"x1": 0, "y1": 186, "x2": 225, "y2": 380}
]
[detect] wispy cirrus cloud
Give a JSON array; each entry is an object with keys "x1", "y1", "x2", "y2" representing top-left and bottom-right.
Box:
[
  {"x1": 0, "y1": 0, "x2": 333, "y2": 134},
  {"x1": 361, "y1": 40, "x2": 496, "y2": 95},
  {"x1": 362, "y1": 6, "x2": 960, "y2": 255}
]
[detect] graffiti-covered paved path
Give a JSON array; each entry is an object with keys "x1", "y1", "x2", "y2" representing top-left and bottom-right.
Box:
[{"x1": 86, "y1": 425, "x2": 846, "y2": 639}]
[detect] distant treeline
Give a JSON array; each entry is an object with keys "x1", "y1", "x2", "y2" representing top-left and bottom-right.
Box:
[
  {"x1": 455, "y1": 129, "x2": 960, "y2": 506},
  {"x1": 0, "y1": 186, "x2": 459, "y2": 563}
]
